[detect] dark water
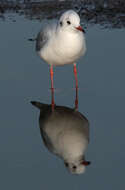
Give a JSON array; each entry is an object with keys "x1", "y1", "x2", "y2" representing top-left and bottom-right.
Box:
[{"x1": 0, "y1": 13, "x2": 125, "y2": 189}]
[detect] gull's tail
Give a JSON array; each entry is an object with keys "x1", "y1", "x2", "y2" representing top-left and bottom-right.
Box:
[
  {"x1": 31, "y1": 101, "x2": 44, "y2": 109},
  {"x1": 30, "y1": 101, "x2": 50, "y2": 110}
]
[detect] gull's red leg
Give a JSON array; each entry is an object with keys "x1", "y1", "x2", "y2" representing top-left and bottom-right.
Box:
[
  {"x1": 73, "y1": 63, "x2": 78, "y2": 89},
  {"x1": 73, "y1": 63, "x2": 78, "y2": 109},
  {"x1": 50, "y1": 65, "x2": 54, "y2": 90},
  {"x1": 50, "y1": 65, "x2": 54, "y2": 110}
]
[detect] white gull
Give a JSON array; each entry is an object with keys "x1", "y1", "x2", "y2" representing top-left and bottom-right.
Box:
[{"x1": 36, "y1": 10, "x2": 86, "y2": 89}]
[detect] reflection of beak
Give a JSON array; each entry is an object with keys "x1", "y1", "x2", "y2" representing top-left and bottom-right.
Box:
[
  {"x1": 75, "y1": 26, "x2": 85, "y2": 33},
  {"x1": 81, "y1": 160, "x2": 91, "y2": 166}
]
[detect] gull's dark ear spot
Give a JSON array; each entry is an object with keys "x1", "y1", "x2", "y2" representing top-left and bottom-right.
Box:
[
  {"x1": 60, "y1": 21, "x2": 63, "y2": 26},
  {"x1": 65, "y1": 162, "x2": 69, "y2": 167}
]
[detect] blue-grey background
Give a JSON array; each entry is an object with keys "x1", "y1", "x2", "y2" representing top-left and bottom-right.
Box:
[{"x1": 0, "y1": 7, "x2": 125, "y2": 190}]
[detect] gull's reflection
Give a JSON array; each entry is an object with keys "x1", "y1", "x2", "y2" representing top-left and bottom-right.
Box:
[{"x1": 31, "y1": 89, "x2": 91, "y2": 174}]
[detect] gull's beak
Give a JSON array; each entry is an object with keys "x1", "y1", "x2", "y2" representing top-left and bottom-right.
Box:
[
  {"x1": 81, "y1": 160, "x2": 91, "y2": 166},
  {"x1": 75, "y1": 26, "x2": 85, "y2": 33}
]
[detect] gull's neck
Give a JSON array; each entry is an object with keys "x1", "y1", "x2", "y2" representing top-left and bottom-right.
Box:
[{"x1": 64, "y1": 154, "x2": 84, "y2": 164}]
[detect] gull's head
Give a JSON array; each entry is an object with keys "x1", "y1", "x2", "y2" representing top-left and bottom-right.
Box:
[
  {"x1": 64, "y1": 159, "x2": 91, "y2": 175},
  {"x1": 58, "y1": 10, "x2": 85, "y2": 33}
]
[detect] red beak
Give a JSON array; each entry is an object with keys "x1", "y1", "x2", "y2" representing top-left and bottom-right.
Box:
[
  {"x1": 81, "y1": 161, "x2": 91, "y2": 166},
  {"x1": 76, "y1": 26, "x2": 85, "y2": 33}
]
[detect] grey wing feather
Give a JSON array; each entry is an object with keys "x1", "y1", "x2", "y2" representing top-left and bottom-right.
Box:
[
  {"x1": 36, "y1": 22, "x2": 57, "y2": 52},
  {"x1": 36, "y1": 29, "x2": 48, "y2": 51}
]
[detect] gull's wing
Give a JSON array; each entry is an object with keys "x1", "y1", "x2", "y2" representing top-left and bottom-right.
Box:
[
  {"x1": 36, "y1": 29, "x2": 48, "y2": 51},
  {"x1": 36, "y1": 21, "x2": 58, "y2": 52}
]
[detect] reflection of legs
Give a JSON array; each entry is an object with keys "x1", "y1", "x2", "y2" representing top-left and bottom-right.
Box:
[
  {"x1": 50, "y1": 65, "x2": 54, "y2": 110},
  {"x1": 75, "y1": 86, "x2": 78, "y2": 110},
  {"x1": 51, "y1": 87, "x2": 55, "y2": 111},
  {"x1": 50, "y1": 65, "x2": 54, "y2": 90},
  {"x1": 73, "y1": 63, "x2": 78, "y2": 89}
]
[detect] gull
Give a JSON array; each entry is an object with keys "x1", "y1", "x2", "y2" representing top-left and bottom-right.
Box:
[
  {"x1": 36, "y1": 10, "x2": 86, "y2": 90},
  {"x1": 31, "y1": 101, "x2": 91, "y2": 174}
]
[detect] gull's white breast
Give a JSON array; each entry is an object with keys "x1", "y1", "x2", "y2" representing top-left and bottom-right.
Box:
[{"x1": 39, "y1": 30, "x2": 86, "y2": 66}]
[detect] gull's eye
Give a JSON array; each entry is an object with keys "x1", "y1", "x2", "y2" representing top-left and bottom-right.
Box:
[
  {"x1": 73, "y1": 165, "x2": 77, "y2": 169},
  {"x1": 67, "y1": 21, "x2": 71, "y2": 25}
]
